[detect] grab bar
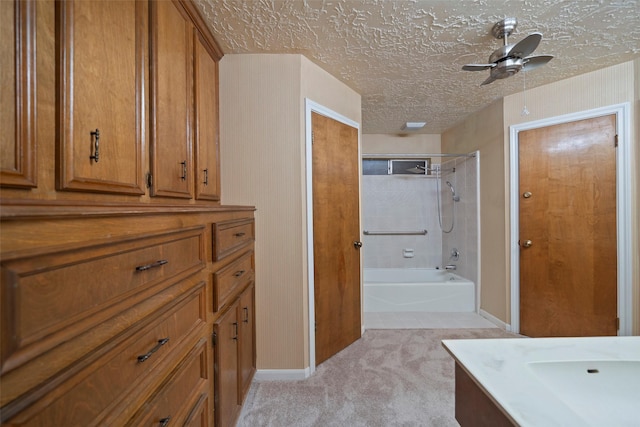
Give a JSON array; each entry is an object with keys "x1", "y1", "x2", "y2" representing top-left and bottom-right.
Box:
[{"x1": 363, "y1": 230, "x2": 427, "y2": 236}]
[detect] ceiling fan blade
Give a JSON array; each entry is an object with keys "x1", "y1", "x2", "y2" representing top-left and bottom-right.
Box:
[
  {"x1": 510, "y1": 32, "x2": 542, "y2": 58},
  {"x1": 481, "y1": 75, "x2": 496, "y2": 86},
  {"x1": 462, "y1": 63, "x2": 496, "y2": 71},
  {"x1": 523, "y1": 55, "x2": 553, "y2": 71}
]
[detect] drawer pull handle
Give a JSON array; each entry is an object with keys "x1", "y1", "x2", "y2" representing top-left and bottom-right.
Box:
[
  {"x1": 203, "y1": 168, "x2": 208, "y2": 185},
  {"x1": 89, "y1": 129, "x2": 100, "y2": 163},
  {"x1": 243, "y1": 307, "x2": 249, "y2": 323},
  {"x1": 135, "y1": 259, "x2": 168, "y2": 271},
  {"x1": 159, "y1": 416, "x2": 171, "y2": 427},
  {"x1": 137, "y1": 337, "x2": 170, "y2": 363},
  {"x1": 233, "y1": 270, "x2": 245, "y2": 277},
  {"x1": 233, "y1": 322, "x2": 238, "y2": 341},
  {"x1": 234, "y1": 232, "x2": 245, "y2": 237}
]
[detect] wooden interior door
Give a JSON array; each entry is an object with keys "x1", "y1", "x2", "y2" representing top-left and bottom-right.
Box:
[
  {"x1": 312, "y1": 112, "x2": 361, "y2": 365},
  {"x1": 519, "y1": 114, "x2": 617, "y2": 337}
]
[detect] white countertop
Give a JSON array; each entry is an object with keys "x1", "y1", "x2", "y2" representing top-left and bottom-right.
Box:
[{"x1": 441, "y1": 336, "x2": 640, "y2": 427}]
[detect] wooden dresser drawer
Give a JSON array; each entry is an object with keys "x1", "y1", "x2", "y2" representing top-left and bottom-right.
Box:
[
  {"x1": 1, "y1": 226, "x2": 205, "y2": 376},
  {"x1": 213, "y1": 250, "x2": 254, "y2": 311},
  {"x1": 127, "y1": 339, "x2": 210, "y2": 427},
  {"x1": 213, "y1": 218, "x2": 255, "y2": 261},
  {"x1": 4, "y1": 282, "x2": 207, "y2": 426}
]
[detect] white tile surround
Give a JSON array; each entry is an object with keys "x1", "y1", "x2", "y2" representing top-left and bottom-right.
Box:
[{"x1": 361, "y1": 154, "x2": 479, "y2": 285}]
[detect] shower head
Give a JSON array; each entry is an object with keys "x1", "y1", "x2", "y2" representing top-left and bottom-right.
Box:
[
  {"x1": 445, "y1": 181, "x2": 455, "y2": 194},
  {"x1": 406, "y1": 165, "x2": 426, "y2": 174},
  {"x1": 445, "y1": 181, "x2": 460, "y2": 202}
]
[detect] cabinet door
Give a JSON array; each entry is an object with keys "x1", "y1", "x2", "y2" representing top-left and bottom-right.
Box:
[
  {"x1": 149, "y1": 0, "x2": 193, "y2": 199},
  {"x1": 1, "y1": 0, "x2": 36, "y2": 188},
  {"x1": 56, "y1": 0, "x2": 145, "y2": 195},
  {"x1": 193, "y1": 30, "x2": 221, "y2": 201},
  {"x1": 238, "y1": 282, "x2": 256, "y2": 403},
  {"x1": 213, "y1": 301, "x2": 240, "y2": 427}
]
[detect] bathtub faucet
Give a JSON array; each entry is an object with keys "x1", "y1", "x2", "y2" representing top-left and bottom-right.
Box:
[{"x1": 444, "y1": 264, "x2": 457, "y2": 271}]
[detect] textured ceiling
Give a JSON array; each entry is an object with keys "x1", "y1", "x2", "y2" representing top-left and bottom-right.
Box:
[{"x1": 194, "y1": 0, "x2": 640, "y2": 134}]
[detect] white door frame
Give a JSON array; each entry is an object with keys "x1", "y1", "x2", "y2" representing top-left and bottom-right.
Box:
[
  {"x1": 509, "y1": 102, "x2": 632, "y2": 335},
  {"x1": 305, "y1": 99, "x2": 361, "y2": 375}
]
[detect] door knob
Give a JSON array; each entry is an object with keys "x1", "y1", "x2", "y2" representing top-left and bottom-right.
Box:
[
  {"x1": 521, "y1": 240, "x2": 533, "y2": 248},
  {"x1": 353, "y1": 241, "x2": 362, "y2": 249}
]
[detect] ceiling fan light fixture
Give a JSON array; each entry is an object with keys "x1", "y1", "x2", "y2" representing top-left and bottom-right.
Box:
[{"x1": 401, "y1": 122, "x2": 427, "y2": 131}]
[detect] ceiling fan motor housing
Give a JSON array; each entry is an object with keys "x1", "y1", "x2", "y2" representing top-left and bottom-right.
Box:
[{"x1": 489, "y1": 44, "x2": 523, "y2": 79}]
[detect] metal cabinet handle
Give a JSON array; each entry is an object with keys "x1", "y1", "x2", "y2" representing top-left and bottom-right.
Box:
[
  {"x1": 137, "y1": 337, "x2": 170, "y2": 363},
  {"x1": 234, "y1": 232, "x2": 245, "y2": 238},
  {"x1": 233, "y1": 270, "x2": 246, "y2": 278},
  {"x1": 135, "y1": 259, "x2": 168, "y2": 271},
  {"x1": 243, "y1": 307, "x2": 249, "y2": 323},
  {"x1": 203, "y1": 168, "x2": 208, "y2": 185},
  {"x1": 90, "y1": 129, "x2": 100, "y2": 163},
  {"x1": 232, "y1": 322, "x2": 238, "y2": 341},
  {"x1": 159, "y1": 416, "x2": 171, "y2": 427},
  {"x1": 180, "y1": 161, "x2": 187, "y2": 181}
]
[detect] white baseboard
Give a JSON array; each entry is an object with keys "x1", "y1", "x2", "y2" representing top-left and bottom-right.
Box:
[
  {"x1": 254, "y1": 368, "x2": 311, "y2": 381},
  {"x1": 479, "y1": 309, "x2": 511, "y2": 331}
]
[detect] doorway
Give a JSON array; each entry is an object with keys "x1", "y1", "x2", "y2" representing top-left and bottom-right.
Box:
[
  {"x1": 305, "y1": 100, "x2": 362, "y2": 372},
  {"x1": 509, "y1": 103, "x2": 633, "y2": 336}
]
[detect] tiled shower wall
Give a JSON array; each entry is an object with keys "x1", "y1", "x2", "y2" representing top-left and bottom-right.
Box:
[{"x1": 361, "y1": 153, "x2": 479, "y2": 285}]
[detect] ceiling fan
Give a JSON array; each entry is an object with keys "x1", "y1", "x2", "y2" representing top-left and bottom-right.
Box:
[{"x1": 462, "y1": 17, "x2": 553, "y2": 85}]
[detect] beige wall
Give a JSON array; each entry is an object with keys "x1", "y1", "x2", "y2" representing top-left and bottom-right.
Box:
[
  {"x1": 441, "y1": 100, "x2": 506, "y2": 320},
  {"x1": 362, "y1": 134, "x2": 441, "y2": 154},
  {"x1": 443, "y1": 60, "x2": 639, "y2": 333},
  {"x1": 219, "y1": 54, "x2": 361, "y2": 370}
]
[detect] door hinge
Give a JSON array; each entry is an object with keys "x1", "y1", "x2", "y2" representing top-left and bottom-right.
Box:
[
  {"x1": 146, "y1": 172, "x2": 153, "y2": 188},
  {"x1": 616, "y1": 317, "x2": 620, "y2": 331},
  {"x1": 212, "y1": 331, "x2": 217, "y2": 347},
  {"x1": 614, "y1": 134, "x2": 618, "y2": 147}
]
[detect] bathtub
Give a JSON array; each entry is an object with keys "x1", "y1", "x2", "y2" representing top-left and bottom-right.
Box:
[
  {"x1": 442, "y1": 336, "x2": 640, "y2": 426},
  {"x1": 363, "y1": 268, "x2": 475, "y2": 312}
]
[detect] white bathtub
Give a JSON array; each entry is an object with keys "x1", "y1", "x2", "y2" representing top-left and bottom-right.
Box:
[{"x1": 363, "y1": 268, "x2": 475, "y2": 312}]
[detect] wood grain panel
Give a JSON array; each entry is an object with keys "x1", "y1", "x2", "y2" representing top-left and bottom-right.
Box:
[
  {"x1": 213, "y1": 251, "x2": 254, "y2": 311},
  {"x1": 56, "y1": 0, "x2": 144, "y2": 195},
  {"x1": 212, "y1": 218, "x2": 255, "y2": 261},
  {"x1": 150, "y1": 0, "x2": 193, "y2": 198},
  {"x1": 1, "y1": 0, "x2": 37, "y2": 188}
]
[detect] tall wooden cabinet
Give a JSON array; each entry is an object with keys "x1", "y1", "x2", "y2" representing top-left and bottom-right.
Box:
[{"x1": 1, "y1": 1, "x2": 256, "y2": 426}]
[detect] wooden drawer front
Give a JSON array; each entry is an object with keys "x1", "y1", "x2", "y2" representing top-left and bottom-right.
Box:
[
  {"x1": 1, "y1": 226, "x2": 204, "y2": 373},
  {"x1": 127, "y1": 339, "x2": 209, "y2": 426},
  {"x1": 4, "y1": 283, "x2": 206, "y2": 426},
  {"x1": 213, "y1": 218, "x2": 254, "y2": 260},
  {"x1": 213, "y1": 250, "x2": 254, "y2": 311}
]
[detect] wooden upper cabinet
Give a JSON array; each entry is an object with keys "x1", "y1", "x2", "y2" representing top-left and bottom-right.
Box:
[
  {"x1": 56, "y1": 0, "x2": 145, "y2": 195},
  {"x1": 1, "y1": 0, "x2": 37, "y2": 189},
  {"x1": 149, "y1": 0, "x2": 193, "y2": 199},
  {"x1": 194, "y1": 30, "x2": 221, "y2": 201}
]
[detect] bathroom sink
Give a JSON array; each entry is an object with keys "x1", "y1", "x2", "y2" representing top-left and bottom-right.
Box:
[{"x1": 527, "y1": 360, "x2": 640, "y2": 426}]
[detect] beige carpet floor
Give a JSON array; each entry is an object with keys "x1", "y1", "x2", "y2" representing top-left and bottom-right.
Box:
[{"x1": 238, "y1": 328, "x2": 520, "y2": 427}]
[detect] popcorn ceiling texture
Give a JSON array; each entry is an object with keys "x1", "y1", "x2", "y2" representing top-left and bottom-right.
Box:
[{"x1": 194, "y1": 0, "x2": 640, "y2": 134}]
